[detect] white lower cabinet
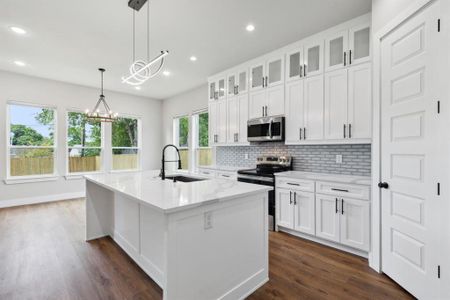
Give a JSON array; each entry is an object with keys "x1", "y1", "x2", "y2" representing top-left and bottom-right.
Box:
[
  {"x1": 316, "y1": 193, "x2": 370, "y2": 251},
  {"x1": 276, "y1": 177, "x2": 371, "y2": 254},
  {"x1": 276, "y1": 187, "x2": 315, "y2": 235}
]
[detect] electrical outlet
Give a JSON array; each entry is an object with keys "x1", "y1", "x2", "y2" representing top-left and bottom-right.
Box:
[
  {"x1": 204, "y1": 211, "x2": 213, "y2": 230},
  {"x1": 244, "y1": 153, "x2": 249, "y2": 160},
  {"x1": 336, "y1": 155, "x2": 343, "y2": 164}
]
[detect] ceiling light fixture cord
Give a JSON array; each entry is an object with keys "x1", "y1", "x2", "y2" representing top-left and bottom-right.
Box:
[
  {"x1": 133, "y1": 10, "x2": 136, "y2": 62},
  {"x1": 147, "y1": 1, "x2": 150, "y2": 62}
]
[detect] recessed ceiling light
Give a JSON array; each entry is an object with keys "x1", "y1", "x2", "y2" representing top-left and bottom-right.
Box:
[
  {"x1": 190, "y1": 56, "x2": 197, "y2": 62},
  {"x1": 10, "y1": 26, "x2": 27, "y2": 35},
  {"x1": 246, "y1": 24, "x2": 255, "y2": 32},
  {"x1": 135, "y1": 86, "x2": 141, "y2": 90},
  {"x1": 14, "y1": 60, "x2": 26, "y2": 67},
  {"x1": 163, "y1": 70, "x2": 171, "y2": 76}
]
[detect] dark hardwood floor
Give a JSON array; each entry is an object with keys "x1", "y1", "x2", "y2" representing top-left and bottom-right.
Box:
[{"x1": 0, "y1": 199, "x2": 413, "y2": 300}]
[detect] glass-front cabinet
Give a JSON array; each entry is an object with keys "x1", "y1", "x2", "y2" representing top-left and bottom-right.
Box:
[
  {"x1": 266, "y1": 55, "x2": 284, "y2": 88},
  {"x1": 349, "y1": 23, "x2": 371, "y2": 65},
  {"x1": 208, "y1": 76, "x2": 226, "y2": 100},
  {"x1": 325, "y1": 30, "x2": 348, "y2": 72},
  {"x1": 286, "y1": 48, "x2": 304, "y2": 82},
  {"x1": 227, "y1": 69, "x2": 248, "y2": 96},
  {"x1": 304, "y1": 39, "x2": 323, "y2": 77},
  {"x1": 250, "y1": 63, "x2": 265, "y2": 91}
]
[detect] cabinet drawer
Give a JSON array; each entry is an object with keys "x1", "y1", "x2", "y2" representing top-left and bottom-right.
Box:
[
  {"x1": 276, "y1": 178, "x2": 315, "y2": 193},
  {"x1": 197, "y1": 169, "x2": 216, "y2": 178},
  {"x1": 216, "y1": 171, "x2": 237, "y2": 180},
  {"x1": 316, "y1": 181, "x2": 370, "y2": 200}
]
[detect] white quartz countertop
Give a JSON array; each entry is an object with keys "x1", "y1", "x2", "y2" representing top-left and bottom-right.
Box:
[
  {"x1": 197, "y1": 165, "x2": 249, "y2": 172},
  {"x1": 275, "y1": 171, "x2": 371, "y2": 186},
  {"x1": 85, "y1": 170, "x2": 270, "y2": 213}
]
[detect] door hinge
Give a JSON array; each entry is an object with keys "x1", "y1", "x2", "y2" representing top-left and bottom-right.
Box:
[
  {"x1": 438, "y1": 265, "x2": 441, "y2": 278},
  {"x1": 438, "y1": 101, "x2": 441, "y2": 114},
  {"x1": 438, "y1": 19, "x2": 441, "y2": 32},
  {"x1": 437, "y1": 183, "x2": 441, "y2": 195}
]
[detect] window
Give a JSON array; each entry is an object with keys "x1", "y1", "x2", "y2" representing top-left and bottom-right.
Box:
[
  {"x1": 67, "y1": 111, "x2": 102, "y2": 174},
  {"x1": 112, "y1": 117, "x2": 140, "y2": 171},
  {"x1": 7, "y1": 103, "x2": 56, "y2": 177},
  {"x1": 173, "y1": 116, "x2": 189, "y2": 170},
  {"x1": 193, "y1": 111, "x2": 212, "y2": 167}
]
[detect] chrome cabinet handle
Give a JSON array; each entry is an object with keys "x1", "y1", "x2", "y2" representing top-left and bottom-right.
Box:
[
  {"x1": 344, "y1": 51, "x2": 347, "y2": 66},
  {"x1": 299, "y1": 65, "x2": 303, "y2": 78},
  {"x1": 349, "y1": 50, "x2": 352, "y2": 65},
  {"x1": 349, "y1": 124, "x2": 352, "y2": 138},
  {"x1": 303, "y1": 127, "x2": 306, "y2": 140},
  {"x1": 290, "y1": 191, "x2": 293, "y2": 204},
  {"x1": 341, "y1": 199, "x2": 344, "y2": 215},
  {"x1": 294, "y1": 192, "x2": 297, "y2": 205},
  {"x1": 303, "y1": 64, "x2": 306, "y2": 77},
  {"x1": 265, "y1": 106, "x2": 268, "y2": 117},
  {"x1": 265, "y1": 76, "x2": 268, "y2": 87},
  {"x1": 343, "y1": 124, "x2": 346, "y2": 138},
  {"x1": 287, "y1": 182, "x2": 300, "y2": 186},
  {"x1": 299, "y1": 128, "x2": 302, "y2": 140},
  {"x1": 262, "y1": 106, "x2": 265, "y2": 117},
  {"x1": 331, "y1": 188, "x2": 349, "y2": 192},
  {"x1": 335, "y1": 198, "x2": 338, "y2": 213}
]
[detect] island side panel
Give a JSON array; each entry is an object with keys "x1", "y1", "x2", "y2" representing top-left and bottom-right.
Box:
[
  {"x1": 164, "y1": 192, "x2": 269, "y2": 300},
  {"x1": 85, "y1": 180, "x2": 114, "y2": 241}
]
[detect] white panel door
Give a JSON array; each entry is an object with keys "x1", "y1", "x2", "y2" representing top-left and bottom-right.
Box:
[
  {"x1": 227, "y1": 96, "x2": 239, "y2": 143},
  {"x1": 285, "y1": 80, "x2": 304, "y2": 143},
  {"x1": 249, "y1": 89, "x2": 266, "y2": 119},
  {"x1": 340, "y1": 198, "x2": 370, "y2": 251},
  {"x1": 315, "y1": 194, "x2": 340, "y2": 242},
  {"x1": 276, "y1": 189, "x2": 294, "y2": 229},
  {"x1": 303, "y1": 75, "x2": 324, "y2": 141},
  {"x1": 237, "y1": 94, "x2": 248, "y2": 143},
  {"x1": 324, "y1": 69, "x2": 348, "y2": 140},
  {"x1": 293, "y1": 191, "x2": 315, "y2": 235},
  {"x1": 217, "y1": 99, "x2": 227, "y2": 144},
  {"x1": 348, "y1": 63, "x2": 372, "y2": 139},
  {"x1": 325, "y1": 30, "x2": 348, "y2": 72},
  {"x1": 380, "y1": 2, "x2": 440, "y2": 298},
  {"x1": 266, "y1": 85, "x2": 285, "y2": 117}
]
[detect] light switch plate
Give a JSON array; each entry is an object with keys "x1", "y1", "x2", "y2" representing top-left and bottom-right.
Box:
[
  {"x1": 204, "y1": 211, "x2": 213, "y2": 230},
  {"x1": 336, "y1": 155, "x2": 343, "y2": 164}
]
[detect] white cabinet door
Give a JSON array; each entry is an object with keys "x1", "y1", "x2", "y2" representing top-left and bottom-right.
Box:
[
  {"x1": 237, "y1": 69, "x2": 248, "y2": 94},
  {"x1": 324, "y1": 69, "x2": 348, "y2": 140},
  {"x1": 249, "y1": 89, "x2": 266, "y2": 119},
  {"x1": 250, "y1": 63, "x2": 265, "y2": 92},
  {"x1": 349, "y1": 23, "x2": 371, "y2": 66},
  {"x1": 217, "y1": 99, "x2": 227, "y2": 144},
  {"x1": 227, "y1": 73, "x2": 237, "y2": 97},
  {"x1": 209, "y1": 81, "x2": 216, "y2": 101},
  {"x1": 217, "y1": 77, "x2": 226, "y2": 100},
  {"x1": 237, "y1": 94, "x2": 248, "y2": 143},
  {"x1": 315, "y1": 194, "x2": 340, "y2": 243},
  {"x1": 325, "y1": 30, "x2": 348, "y2": 72},
  {"x1": 285, "y1": 80, "x2": 304, "y2": 143},
  {"x1": 304, "y1": 39, "x2": 323, "y2": 77},
  {"x1": 209, "y1": 101, "x2": 218, "y2": 145},
  {"x1": 286, "y1": 48, "x2": 304, "y2": 83},
  {"x1": 348, "y1": 63, "x2": 372, "y2": 139},
  {"x1": 266, "y1": 55, "x2": 284, "y2": 88},
  {"x1": 227, "y1": 96, "x2": 239, "y2": 143},
  {"x1": 276, "y1": 188, "x2": 294, "y2": 229},
  {"x1": 266, "y1": 85, "x2": 284, "y2": 117},
  {"x1": 303, "y1": 75, "x2": 324, "y2": 141},
  {"x1": 340, "y1": 198, "x2": 370, "y2": 251},
  {"x1": 293, "y1": 191, "x2": 315, "y2": 235}
]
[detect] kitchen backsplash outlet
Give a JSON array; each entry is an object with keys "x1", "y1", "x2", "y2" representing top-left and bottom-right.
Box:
[{"x1": 216, "y1": 143, "x2": 371, "y2": 176}]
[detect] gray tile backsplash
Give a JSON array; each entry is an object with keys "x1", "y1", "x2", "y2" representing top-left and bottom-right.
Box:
[{"x1": 216, "y1": 143, "x2": 371, "y2": 176}]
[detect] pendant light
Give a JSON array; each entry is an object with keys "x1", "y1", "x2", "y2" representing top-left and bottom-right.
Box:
[
  {"x1": 121, "y1": 0, "x2": 169, "y2": 86},
  {"x1": 85, "y1": 68, "x2": 118, "y2": 122}
]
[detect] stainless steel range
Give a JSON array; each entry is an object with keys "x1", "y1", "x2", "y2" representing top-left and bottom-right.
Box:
[{"x1": 237, "y1": 155, "x2": 293, "y2": 231}]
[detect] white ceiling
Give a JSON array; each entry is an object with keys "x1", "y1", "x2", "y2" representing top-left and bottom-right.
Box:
[{"x1": 0, "y1": 0, "x2": 371, "y2": 100}]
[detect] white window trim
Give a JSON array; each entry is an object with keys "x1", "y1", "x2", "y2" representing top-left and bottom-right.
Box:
[
  {"x1": 110, "y1": 115, "x2": 142, "y2": 172},
  {"x1": 65, "y1": 109, "x2": 105, "y2": 177},
  {"x1": 192, "y1": 109, "x2": 214, "y2": 171},
  {"x1": 173, "y1": 115, "x2": 190, "y2": 171},
  {"x1": 5, "y1": 101, "x2": 58, "y2": 184}
]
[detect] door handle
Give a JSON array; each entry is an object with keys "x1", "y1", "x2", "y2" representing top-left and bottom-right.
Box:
[
  {"x1": 349, "y1": 50, "x2": 352, "y2": 65},
  {"x1": 343, "y1": 124, "x2": 346, "y2": 138},
  {"x1": 378, "y1": 182, "x2": 389, "y2": 189},
  {"x1": 341, "y1": 199, "x2": 344, "y2": 215},
  {"x1": 335, "y1": 198, "x2": 338, "y2": 213}
]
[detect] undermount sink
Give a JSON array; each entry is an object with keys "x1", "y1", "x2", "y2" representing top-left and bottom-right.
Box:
[{"x1": 165, "y1": 175, "x2": 206, "y2": 183}]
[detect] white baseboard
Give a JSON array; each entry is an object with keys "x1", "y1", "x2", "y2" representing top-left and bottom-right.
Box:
[{"x1": 0, "y1": 192, "x2": 85, "y2": 209}]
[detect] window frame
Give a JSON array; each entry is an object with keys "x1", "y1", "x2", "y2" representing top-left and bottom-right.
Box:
[
  {"x1": 192, "y1": 109, "x2": 213, "y2": 170},
  {"x1": 173, "y1": 115, "x2": 190, "y2": 171},
  {"x1": 6, "y1": 101, "x2": 58, "y2": 181},
  {"x1": 110, "y1": 114, "x2": 142, "y2": 172},
  {"x1": 65, "y1": 109, "x2": 105, "y2": 176}
]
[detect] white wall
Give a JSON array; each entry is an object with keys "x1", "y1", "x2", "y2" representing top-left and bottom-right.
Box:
[
  {"x1": 371, "y1": 0, "x2": 415, "y2": 33},
  {"x1": 162, "y1": 84, "x2": 208, "y2": 145},
  {"x1": 0, "y1": 70, "x2": 162, "y2": 205}
]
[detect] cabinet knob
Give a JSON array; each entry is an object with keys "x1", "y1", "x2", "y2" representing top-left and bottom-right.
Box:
[{"x1": 378, "y1": 182, "x2": 389, "y2": 189}]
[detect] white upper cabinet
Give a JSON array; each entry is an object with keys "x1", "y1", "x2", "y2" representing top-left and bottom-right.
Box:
[
  {"x1": 324, "y1": 69, "x2": 348, "y2": 140},
  {"x1": 250, "y1": 63, "x2": 265, "y2": 91},
  {"x1": 349, "y1": 23, "x2": 371, "y2": 65},
  {"x1": 285, "y1": 80, "x2": 305, "y2": 143},
  {"x1": 208, "y1": 76, "x2": 227, "y2": 101},
  {"x1": 227, "y1": 94, "x2": 249, "y2": 144},
  {"x1": 303, "y1": 75, "x2": 324, "y2": 141},
  {"x1": 209, "y1": 99, "x2": 227, "y2": 145},
  {"x1": 325, "y1": 21, "x2": 371, "y2": 72},
  {"x1": 286, "y1": 48, "x2": 304, "y2": 82},
  {"x1": 266, "y1": 55, "x2": 284, "y2": 88},
  {"x1": 325, "y1": 30, "x2": 349, "y2": 72},
  {"x1": 227, "y1": 68, "x2": 249, "y2": 96},
  {"x1": 304, "y1": 39, "x2": 324, "y2": 77}
]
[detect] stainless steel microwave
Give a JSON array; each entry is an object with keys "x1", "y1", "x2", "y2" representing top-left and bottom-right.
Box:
[{"x1": 247, "y1": 116, "x2": 285, "y2": 142}]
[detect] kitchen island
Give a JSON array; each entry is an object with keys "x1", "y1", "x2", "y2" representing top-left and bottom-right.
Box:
[{"x1": 85, "y1": 171, "x2": 271, "y2": 300}]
